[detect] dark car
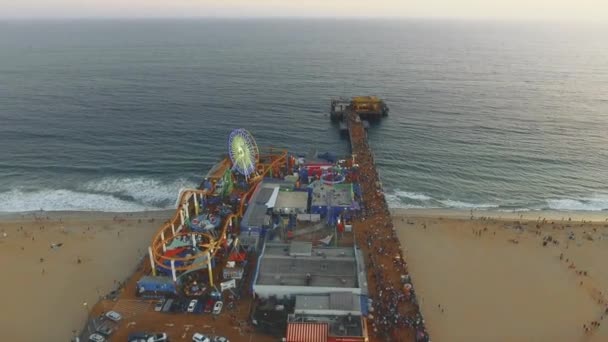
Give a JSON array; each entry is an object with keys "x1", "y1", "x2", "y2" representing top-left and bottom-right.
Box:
[
  {"x1": 169, "y1": 298, "x2": 183, "y2": 313},
  {"x1": 95, "y1": 322, "x2": 114, "y2": 337},
  {"x1": 204, "y1": 298, "x2": 214, "y2": 313},
  {"x1": 128, "y1": 332, "x2": 149, "y2": 342}
]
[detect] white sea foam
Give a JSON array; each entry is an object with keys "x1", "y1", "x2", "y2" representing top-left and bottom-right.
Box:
[
  {"x1": 546, "y1": 195, "x2": 608, "y2": 211},
  {"x1": 438, "y1": 199, "x2": 499, "y2": 209},
  {"x1": 81, "y1": 177, "x2": 195, "y2": 206},
  {"x1": 385, "y1": 189, "x2": 499, "y2": 210},
  {"x1": 383, "y1": 191, "x2": 430, "y2": 209},
  {"x1": 0, "y1": 177, "x2": 197, "y2": 212},
  {"x1": 392, "y1": 190, "x2": 432, "y2": 201},
  {"x1": 0, "y1": 189, "x2": 152, "y2": 212},
  {"x1": 496, "y1": 208, "x2": 533, "y2": 212}
]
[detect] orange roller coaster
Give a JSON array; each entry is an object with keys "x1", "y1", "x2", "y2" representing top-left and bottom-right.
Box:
[{"x1": 148, "y1": 129, "x2": 288, "y2": 287}]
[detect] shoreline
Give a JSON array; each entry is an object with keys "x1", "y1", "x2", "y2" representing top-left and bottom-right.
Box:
[
  {"x1": 1, "y1": 207, "x2": 606, "y2": 222},
  {"x1": 0, "y1": 209, "x2": 175, "y2": 221},
  {"x1": 392, "y1": 208, "x2": 608, "y2": 222}
]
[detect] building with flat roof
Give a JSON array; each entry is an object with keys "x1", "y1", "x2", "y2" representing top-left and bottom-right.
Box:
[
  {"x1": 295, "y1": 292, "x2": 362, "y2": 316},
  {"x1": 252, "y1": 242, "x2": 368, "y2": 299},
  {"x1": 273, "y1": 190, "x2": 308, "y2": 215}
]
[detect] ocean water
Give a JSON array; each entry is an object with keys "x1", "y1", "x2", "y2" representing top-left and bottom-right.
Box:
[{"x1": 1, "y1": 19, "x2": 607, "y2": 212}]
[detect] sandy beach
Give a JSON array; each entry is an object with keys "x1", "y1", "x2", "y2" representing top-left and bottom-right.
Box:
[
  {"x1": 0, "y1": 210, "x2": 172, "y2": 342},
  {"x1": 394, "y1": 208, "x2": 608, "y2": 342},
  {"x1": 2, "y1": 208, "x2": 608, "y2": 341}
]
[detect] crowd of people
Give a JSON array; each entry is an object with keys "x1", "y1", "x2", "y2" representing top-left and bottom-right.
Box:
[{"x1": 348, "y1": 114, "x2": 430, "y2": 342}]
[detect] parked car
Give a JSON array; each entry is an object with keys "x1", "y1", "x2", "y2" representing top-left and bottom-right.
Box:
[
  {"x1": 154, "y1": 298, "x2": 166, "y2": 312},
  {"x1": 203, "y1": 298, "x2": 214, "y2": 313},
  {"x1": 162, "y1": 298, "x2": 173, "y2": 312},
  {"x1": 192, "y1": 333, "x2": 211, "y2": 342},
  {"x1": 212, "y1": 301, "x2": 223, "y2": 315},
  {"x1": 128, "y1": 332, "x2": 149, "y2": 342},
  {"x1": 212, "y1": 336, "x2": 229, "y2": 342},
  {"x1": 88, "y1": 333, "x2": 105, "y2": 342},
  {"x1": 128, "y1": 332, "x2": 168, "y2": 342},
  {"x1": 104, "y1": 310, "x2": 122, "y2": 322},
  {"x1": 187, "y1": 299, "x2": 198, "y2": 313},
  {"x1": 95, "y1": 322, "x2": 114, "y2": 337},
  {"x1": 148, "y1": 332, "x2": 168, "y2": 341}
]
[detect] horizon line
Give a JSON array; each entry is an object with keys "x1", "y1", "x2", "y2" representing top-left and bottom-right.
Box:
[{"x1": 0, "y1": 16, "x2": 605, "y2": 24}]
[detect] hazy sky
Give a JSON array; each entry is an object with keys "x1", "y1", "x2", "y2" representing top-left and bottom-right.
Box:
[{"x1": 1, "y1": 0, "x2": 607, "y2": 21}]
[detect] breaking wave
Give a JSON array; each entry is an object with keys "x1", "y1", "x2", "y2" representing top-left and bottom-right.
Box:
[
  {"x1": 385, "y1": 189, "x2": 499, "y2": 210},
  {"x1": 81, "y1": 177, "x2": 195, "y2": 207},
  {"x1": 385, "y1": 188, "x2": 608, "y2": 212},
  {"x1": 437, "y1": 200, "x2": 499, "y2": 209},
  {"x1": 0, "y1": 177, "x2": 196, "y2": 212},
  {"x1": 391, "y1": 190, "x2": 432, "y2": 201},
  {"x1": 1, "y1": 178, "x2": 607, "y2": 213},
  {"x1": 545, "y1": 196, "x2": 608, "y2": 211}
]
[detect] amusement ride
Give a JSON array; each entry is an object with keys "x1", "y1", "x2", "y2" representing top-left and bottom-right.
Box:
[{"x1": 149, "y1": 129, "x2": 288, "y2": 288}]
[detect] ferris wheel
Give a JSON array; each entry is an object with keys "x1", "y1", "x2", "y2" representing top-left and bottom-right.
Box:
[{"x1": 228, "y1": 128, "x2": 259, "y2": 178}]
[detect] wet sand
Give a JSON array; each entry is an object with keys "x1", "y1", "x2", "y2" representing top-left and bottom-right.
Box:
[
  {"x1": 0, "y1": 210, "x2": 172, "y2": 342},
  {"x1": 394, "y1": 209, "x2": 608, "y2": 342}
]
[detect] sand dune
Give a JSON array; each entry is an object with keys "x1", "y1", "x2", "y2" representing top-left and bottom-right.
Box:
[
  {"x1": 394, "y1": 209, "x2": 608, "y2": 342},
  {"x1": 0, "y1": 210, "x2": 172, "y2": 342}
]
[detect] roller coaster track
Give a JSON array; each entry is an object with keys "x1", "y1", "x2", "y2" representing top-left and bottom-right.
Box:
[{"x1": 149, "y1": 148, "x2": 288, "y2": 275}]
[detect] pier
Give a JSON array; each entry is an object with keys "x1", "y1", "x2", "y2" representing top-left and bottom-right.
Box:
[
  {"x1": 75, "y1": 101, "x2": 427, "y2": 342},
  {"x1": 347, "y1": 110, "x2": 428, "y2": 342}
]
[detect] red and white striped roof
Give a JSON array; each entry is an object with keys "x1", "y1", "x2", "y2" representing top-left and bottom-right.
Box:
[{"x1": 286, "y1": 323, "x2": 329, "y2": 342}]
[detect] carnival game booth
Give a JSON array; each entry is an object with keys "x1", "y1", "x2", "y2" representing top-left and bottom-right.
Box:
[
  {"x1": 223, "y1": 242, "x2": 248, "y2": 281},
  {"x1": 136, "y1": 276, "x2": 177, "y2": 298},
  {"x1": 299, "y1": 161, "x2": 333, "y2": 184}
]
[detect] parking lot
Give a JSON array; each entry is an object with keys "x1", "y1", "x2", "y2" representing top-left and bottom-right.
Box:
[{"x1": 80, "y1": 294, "x2": 278, "y2": 342}]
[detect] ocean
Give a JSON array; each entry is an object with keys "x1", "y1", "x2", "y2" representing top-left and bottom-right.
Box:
[{"x1": 1, "y1": 19, "x2": 607, "y2": 212}]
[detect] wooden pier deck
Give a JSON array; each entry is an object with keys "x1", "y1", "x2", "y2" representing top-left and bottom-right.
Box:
[{"x1": 347, "y1": 111, "x2": 428, "y2": 342}]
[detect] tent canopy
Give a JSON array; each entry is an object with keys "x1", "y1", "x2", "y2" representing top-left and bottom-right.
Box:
[{"x1": 286, "y1": 323, "x2": 328, "y2": 342}]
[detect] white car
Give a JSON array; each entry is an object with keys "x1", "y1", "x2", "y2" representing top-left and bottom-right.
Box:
[
  {"x1": 212, "y1": 301, "x2": 223, "y2": 315},
  {"x1": 187, "y1": 299, "x2": 198, "y2": 313},
  {"x1": 212, "y1": 337, "x2": 229, "y2": 342},
  {"x1": 148, "y1": 333, "x2": 168, "y2": 342},
  {"x1": 192, "y1": 333, "x2": 211, "y2": 342},
  {"x1": 89, "y1": 333, "x2": 105, "y2": 342},
  {"x1": 105, "y1": 310, "x2": 122, "y2": 322}
]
